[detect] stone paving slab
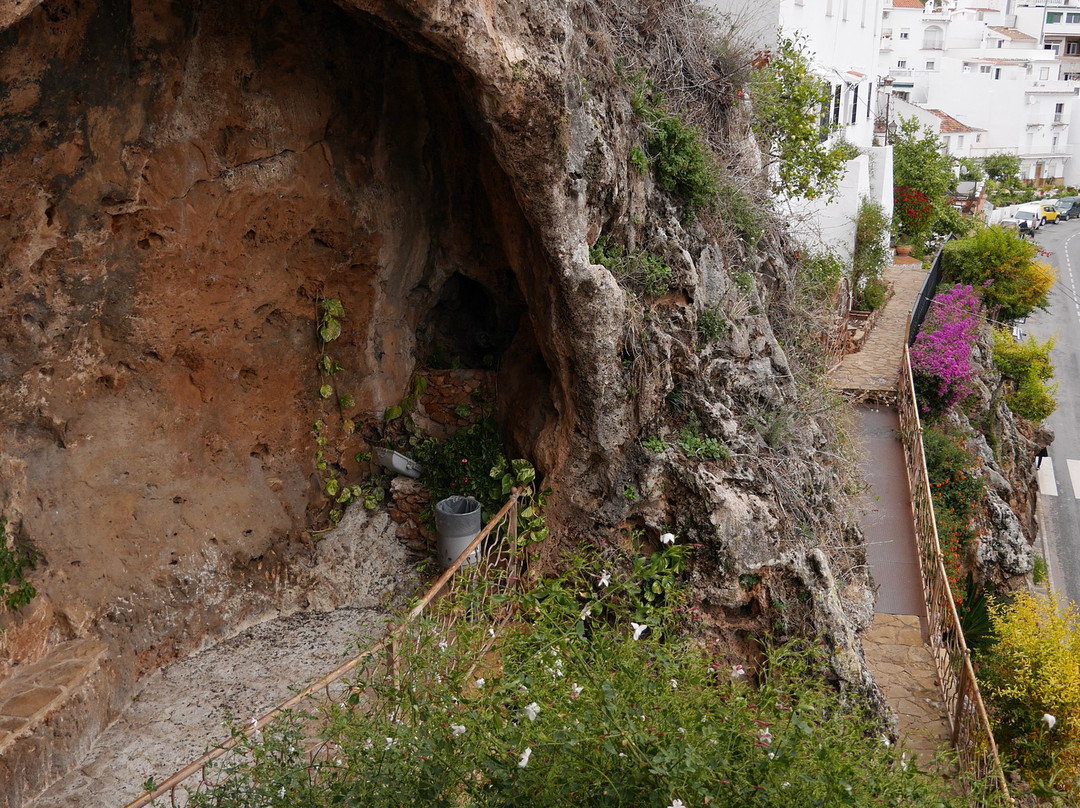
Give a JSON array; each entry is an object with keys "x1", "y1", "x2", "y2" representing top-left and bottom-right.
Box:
[
  {"x1": 831, "y1": 256, "x2": 928, "y2": 394},
  {"x1": 863, "y1": 613, "x2": 953, "y2": 767}
]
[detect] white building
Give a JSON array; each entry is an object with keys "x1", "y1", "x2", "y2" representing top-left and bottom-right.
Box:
[
  {"x1": 703, "y1": 0, "x2": 893, "y2": 262},
  {"x1": 879, "y1": 0, "x2": 1076, "y2": 186}
]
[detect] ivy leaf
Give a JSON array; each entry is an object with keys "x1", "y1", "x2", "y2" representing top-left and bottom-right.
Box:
[
  {"x1": 319, "y1": 317, "x2": 341, "y2": 343},
  {"x1": 339, "y1": 394, "x2": 356, "y2": 409},
  {"x1": 319, "y1": 384, "x2": 333, "y2": 399},
  {"x1": 384, "y1": 406, "x2": 403, "y2": 422},
  {"x1": 321, "y1": 298, "x2": 345, "y2": 318},
  {"x1": 325, "y1": 478, "x2": 339, "y2": 497}
]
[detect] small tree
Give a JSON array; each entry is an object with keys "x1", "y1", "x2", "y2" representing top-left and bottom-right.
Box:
[
  {"x1": 750, "y1": 33, "x2": 856, "y2": 201},
  {"x1": 982, "y1": 152, "x2": 1021, "y2": 183},
  {"x1": 991, "y1": 328, "x2": 1058, "y2": 423},
  {"x1": 941, "y1": 226, "x2": 1054, "y2": 321},
  {"x1": 958, "y1": 157, "x2": 985, "y2": 182}
]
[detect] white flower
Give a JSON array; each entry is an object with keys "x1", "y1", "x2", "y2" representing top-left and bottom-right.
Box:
[
  {"x1": 759, "y1": 727, "x2": 772, "y2": 745},
  {"x1": 1043, "y1": 713, "x2": 1058, "y2": 729},
  {"x1": 881, "y1": 735, "x2": 891, "y2": 747},
  {"x1": 363, "y1": 738, "x2": 373, "y2": 750},
  {"x1": 385, "y1": 737, "x2": 396, "y2": 750},
  {"x1": 731, "y1": 664, "x2": 746, "y2": 679},
  {"x1": 668, "y1": 800, "x2": 685, "y2": 808},
  {"x1": 277, "y1": 786, "x2": 285, "y2": 799},
  {"x1": 660, "y1": 532, "x2": 676, "y2": 545},
  {"x1": 580, "y1": 604, "x2": 592, "y2": 621},
  {"x1": 599, "y1": 569, "x2": 611, "y2": 587},
  {"x1": 525, "y1": 702, "x2": 541, "y2": 721},
  {"x1": 670, "y1": 678, "x2": 678, "y2": 689},
  {"x1": 570, "y1": 682, "x2": 583, "y2": 699},
  {"x1": 475, "y1": 678, "x2": 485, "y2": 689},
  {"x1": 767, "y1": 751, "x2": 775, "y2": 760},
  {"x1": 336, "y1": 758, "x2": 343, "y2": 766},
  {"x1": 438, "y1": 640, "x2": 448, "y2": 651},
  {"x1": 451, "y1": 724, "x2": 467, "y2": 738},
  {"x1": 631, "y1": 622, "x2": 648, "y2": 641},
  {"x1": 900, "y1": 752, "x2": 908, "y2": 771},
  {"x1": 518, "y1": 747, "x2": 532, "y2": 768}
]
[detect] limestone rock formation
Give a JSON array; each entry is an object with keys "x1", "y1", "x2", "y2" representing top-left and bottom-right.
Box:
[{"x1": 0, "y1": 1, "x2": 875, "y2": 796}]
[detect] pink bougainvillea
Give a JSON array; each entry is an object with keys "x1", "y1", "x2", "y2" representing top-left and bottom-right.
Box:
[{"x1": 910, "y1": 284, "x2": 981, "y2": 414}]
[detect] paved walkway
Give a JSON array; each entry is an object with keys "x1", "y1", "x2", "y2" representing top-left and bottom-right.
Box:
[
  {"x1": 855, "y1": 405, "x2": 952, "y2": 767},
  {"x1": 831, "y1": 257, "x2": 928, "y2": 395}
]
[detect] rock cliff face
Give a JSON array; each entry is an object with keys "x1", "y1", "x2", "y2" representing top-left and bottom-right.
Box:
[{"x1": 0, "y1": 0, "x2": 869, "y2": 711}]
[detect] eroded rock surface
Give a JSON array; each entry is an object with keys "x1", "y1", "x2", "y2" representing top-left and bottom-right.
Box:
[{"x1": 0, "y1": 0, "x2": 878, "y2": 799}]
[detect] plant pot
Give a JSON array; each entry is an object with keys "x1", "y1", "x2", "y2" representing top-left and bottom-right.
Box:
[
  {"x1": 434, "y1": 495, "x2": 482, "y2": 568},
  {"x1": 895, "y1": 244, "x2": 913, "y2": 257},
  {"x1": 374, "y1": 448, "x2": 422, "y2": 479}
]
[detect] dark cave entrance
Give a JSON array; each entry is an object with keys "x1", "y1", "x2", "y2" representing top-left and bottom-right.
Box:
[{"x1": 419, "y1": 272, "x2": 524, "y2": 371}]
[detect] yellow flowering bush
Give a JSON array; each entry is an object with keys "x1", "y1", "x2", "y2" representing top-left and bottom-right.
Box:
[{"x1": 978, "y1": 591, "x2": 1080, "y2": 792}]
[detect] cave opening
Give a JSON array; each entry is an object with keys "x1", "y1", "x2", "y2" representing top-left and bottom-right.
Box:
[{"x1": 418, "y1": 272, "x2": 524, "y2": 371}]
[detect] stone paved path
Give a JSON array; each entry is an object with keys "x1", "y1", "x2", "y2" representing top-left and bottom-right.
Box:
[
  {"x1": 831, "y1": 256, "x2": 928, "y2": 395},
  {"x1": 854, "y1": 405, "x2": 953, "y2": 769},
  {"x1": 862, "y1": 614, "x2": 952, "y2": 766}
]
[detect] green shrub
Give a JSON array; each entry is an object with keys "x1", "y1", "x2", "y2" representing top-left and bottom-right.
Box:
[
  {"x1": 589, "y1": 236, "x2": 673, "y2": 297},
  {"x1": 979, "y1": 591, "x2": 1080, "y2": 795},
  {"x1": 629, "y1": 146, "x2": 649, "y2": 174},
  {"x1": 697, "y1": 306, "x2": 727, "y2": 344},
  {"x1": 182, "y1": 551, "x2": 969, "y2": 808},
  {"x1": 632, "y1": 86, "x2": 718, "y2": 212},
  {"x1": 642, "y1": 435, "x2": 668, "y2": 453},
  {"x1": 942, "y1": 227, "x2": 1054, "y2": 322},
  {"x1": 859, "y1": 278, "x2": 887, "y2": 312},
  {"x1": 676, "y1": 422, "x2": 728, "y2": 461},
  {"x1": 850, "y1": 199, "x2": 891, "y2": 309},
  {"x1": 991, "y1": 328, "x2": 1058, "y2": 422},
  {"x1": 0, "y1": 518, "x2": 34, "y2": 613}
]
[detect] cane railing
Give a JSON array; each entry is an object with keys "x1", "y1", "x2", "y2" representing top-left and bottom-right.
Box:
[
  {"x1": 897, "y1": 348, "x2": 1011, "y2": 803},
  {"x1": 123, "y1": 490, "x2": 524, "y2": 808}
]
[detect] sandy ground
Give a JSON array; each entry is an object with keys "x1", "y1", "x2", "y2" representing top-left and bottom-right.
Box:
[{"x1": 28, "y1": 607, "x2": 392, "y2": 808}]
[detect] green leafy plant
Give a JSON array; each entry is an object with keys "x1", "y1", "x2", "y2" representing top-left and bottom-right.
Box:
[
  {"x1": 621, "y1": 485, "x2": 638, "y2": 503},
  {"x1": 991, "y1": 328, "x2": 1058, "y2": 423},
  {"x1": 181, "y1": 550, "x2": 969, "y2": 808},
  {"x1": 631, "y1": 80, "x2": 718, "y2": 212},
  {"x1": 629, "y1": 146, "x2": 649, "y2": 174},
  {"x1": 589, "y1": 236, "x2": 672, "y2": 297},
  {"x1": 697, "y1": 306, "x2": 727, "y2": 344},
  {"x1": 979, "y1": 591, "x2": 1080, "y2": 796},
  {"x1": 0, "y1": 518, "x2": 35, "y2": 613},
  {"x1": 942, "y1": 226, "x2": 1054, "y2": 322},
  {"x1": 642, "y1": 435, "x2": 668, "y2": 453},
  {"x1": 850, "y1": 199, "x2": 891, "y2": 311},
  {"x1": 676, "y1": 421, "x2": 729, "y2": 461},
  {"x1": 749, "y1": 34, "x2": 855, "y2": 201},
  {"x1": 1034, "y1": 555, "x2": 1049, "y2": 585}
]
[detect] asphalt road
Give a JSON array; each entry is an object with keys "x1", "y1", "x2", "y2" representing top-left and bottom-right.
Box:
[{"x1": 1016, "y1": 217, "x2": 1080, "y2": 606}]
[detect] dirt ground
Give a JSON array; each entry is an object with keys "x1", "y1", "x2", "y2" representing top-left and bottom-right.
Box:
[{"x1": 27, "y1": 606, "x2": 394, "y2": 808}]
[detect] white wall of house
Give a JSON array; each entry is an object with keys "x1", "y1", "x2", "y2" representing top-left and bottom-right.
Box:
[{"x1": 879, "y1": 0, "x2": 1076, "y2": 186}]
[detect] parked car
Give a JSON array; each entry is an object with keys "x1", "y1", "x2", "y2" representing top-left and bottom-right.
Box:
[
  {"x1": 1038, "y1": 202, "x2": 1060, "y2": 223},
  {"x1": 1018, "y1": 202, "x2": 1048, "y2": 228},
  {"x1": 1004, "y1": 208, "x2": 1040, "y2": 237},
  {"x1": 1057, "y1": 200, "x2": 1079, "y2": 220}
]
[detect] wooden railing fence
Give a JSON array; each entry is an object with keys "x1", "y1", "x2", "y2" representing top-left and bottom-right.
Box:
[
  {"x1": 123, "y1": 490, "x2": 524, "y2": 808},
  {"x1": 897, "y1": 347, "x2": 1011, "y2": 803}
]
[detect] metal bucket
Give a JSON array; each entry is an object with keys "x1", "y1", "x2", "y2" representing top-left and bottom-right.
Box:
[{"x1": 434, "y1": 495, "x2": 482, "y2": 568}]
